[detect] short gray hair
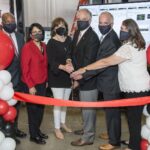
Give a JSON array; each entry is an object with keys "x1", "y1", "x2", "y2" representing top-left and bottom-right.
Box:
[
  {"x1": 100, "y1": 11, "x2": 114, "y2": 24},
  {"x1": 78, "y1": 8, "x2": 92, "y2": 19}
]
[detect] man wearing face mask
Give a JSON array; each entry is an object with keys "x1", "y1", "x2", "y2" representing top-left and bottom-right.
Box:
[
  {"x1": 1, "y1": 12, "x2": 27, "y2": 144},
  {"x1": 72, "y1": 12, "x2": 121, "y2": 150},
  {"x1": 70, "y1": 9, "x2": 99, "y2": 146}
]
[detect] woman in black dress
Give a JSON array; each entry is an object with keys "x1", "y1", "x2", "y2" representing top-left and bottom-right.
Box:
[{"x1": 47, "y1": 18, "x2": 74, "y2": 140}]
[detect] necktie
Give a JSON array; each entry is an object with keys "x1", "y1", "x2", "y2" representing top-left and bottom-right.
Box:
[{"x1": 9, "y1": 34, "x2": 18, "y2": 57}]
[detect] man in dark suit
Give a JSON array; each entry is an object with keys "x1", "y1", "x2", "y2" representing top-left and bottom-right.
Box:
[
  {"x1": 1, "y1": 12, "x2": 27, "y2": 144},
  {"x1": 96, "y1": 12, "x2": 121, "y2": 150},
  {"x1": 71, "y1": 12, "x2": 121, "y2": 150},
  {"x1": 70, "y1": 9, "x2": 100, "y2": 146}
]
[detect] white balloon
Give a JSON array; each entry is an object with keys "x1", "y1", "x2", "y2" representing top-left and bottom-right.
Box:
[
  {"x1": 7, "y1": 82, "x2": 13, "y2": 88},
  {"x1": 7, "y1": 99, "x2": 17, "y2": 106},
  {"x1": 143, "y1": 105, "x2": 150, "y2": 117},
  {"x1": 0, "y1": 80, "x2": 4, "y2": 92},
  {"x1": 0, "y1": 70, "x2": 11, "y2": 85},
  {"x1": 0, "y1": 137, "x2": 16, "y2": 150},
  {"x1": 148, "y1": 145, "x2": 150, "y2": 150},
  {"x1": 141, "y1": 125, "x2": 150, "y2": 140},
  {"x1": 0, "y1": 86, "x2": 14, "y2": 101},
  {"x1": 0, "y1": 131, "x2": 5, "y2": 145},
  {"x1": 147, "y1": 117, "x2": 150, "y2": 129},
  {"x1": 148, "y1": 135, "x2": 150, "y2": 144}
]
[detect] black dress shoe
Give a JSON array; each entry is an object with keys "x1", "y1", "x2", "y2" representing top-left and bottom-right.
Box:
[
  {"x1": 16, "y1": 129, "x2": 27, "y2": 138},
  {"x1": 30, "y1": 136, "x2": 46, "y2": 144},
  {"x1": 121, "y1": 140, "x2": 129, "y2": 146},
  {"x1": 15, "y1": 138, "x2": 21, "y2": 145},
  {"x1": 38, "y1": 131, "x2": 48, "y2": 139},
  {"x1": 74, "y1": 129, "x2": 84, "y2": 135},
  {"x1": 71, "y1": 138, "x2": 93, "y2": 146}
]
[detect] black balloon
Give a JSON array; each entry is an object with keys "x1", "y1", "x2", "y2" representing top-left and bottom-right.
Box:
[
  {"x1": 2, "y1": 122, "x2": 15, "y2": 138},
  {"x1": 147, "y1": 104, "x2": 150, "y2": 114},
  {"x1": 0, "y1": 116, "x2": 5, "y2": 129}
]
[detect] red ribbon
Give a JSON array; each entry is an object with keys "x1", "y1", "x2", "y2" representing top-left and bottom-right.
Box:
[{"x1": 13, "y1": 92, "x2": 150, "y2": 108}]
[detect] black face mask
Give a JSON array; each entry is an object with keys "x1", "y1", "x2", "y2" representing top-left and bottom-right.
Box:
[
  {"x1": 32, "y1": 33, "x2": 44, "y2": 41},
  {"x1": 3, "y1": 22, "x2": 16, "y2": 33},
  {"x1": 98, "y1": 24, "x2": 111, "y2": 35},
  {"x1": 120, "y1": 31, "x2": 130, "y2": 41},
  {"x1": 77, "y1": 21, "x2": 90, "y2": 31},
  {"x1": 56, "y1": 27, "x2": 66, "y2": 36}
]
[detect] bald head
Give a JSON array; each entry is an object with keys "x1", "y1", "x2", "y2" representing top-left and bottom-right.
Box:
[
  {"x1": 99, "y1": 11, "x2": 114, "y2": 26},
  {"x1": 76, "y1": 9, "x2": 92, "y2": 22}
]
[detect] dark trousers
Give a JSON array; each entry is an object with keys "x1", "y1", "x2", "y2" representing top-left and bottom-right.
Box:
[
  {"x1": 103, "y1": 92, "x2": 121, "y2": 146},
  {"x1": 14, "y1": 102, "x2": 21, "y2": 132},
  {"x1": 22, "y1": 82, "x2": 46, "y2": 138},
  {"x1": 123, "y1": 91, "x2": 149, "y2": 150},
  {"x1": 14, "y1": 84, "x2": 22, "y2": 133}
]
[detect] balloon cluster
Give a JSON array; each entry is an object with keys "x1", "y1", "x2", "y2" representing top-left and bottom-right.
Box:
[
  {"x1": 141, "y1": 105, "x2": 150, "y2": 150},
  {"x1": 0, "y1": 30, "x2": 16, "y2": 149},
  {"x1": 0, "y1": 70, "x2": 17, "y2": 150}
]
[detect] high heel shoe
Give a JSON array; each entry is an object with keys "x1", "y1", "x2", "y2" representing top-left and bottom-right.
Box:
[
  {"x1": 61, "y1": 124, "x2": 72, "y2": 133},
  {"x1": 54, "y1": 129, "x2": 64, "y2": 140}
]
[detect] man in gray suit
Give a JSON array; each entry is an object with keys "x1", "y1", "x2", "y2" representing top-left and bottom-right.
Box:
[
  {"x1": 70, "y1": 9, "x2": 99, "y2": 146},
  {"x1": 1, "y1": 12, "x2": 27, "y2": 144}
]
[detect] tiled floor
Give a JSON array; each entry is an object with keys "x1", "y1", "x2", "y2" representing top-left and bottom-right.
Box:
[{"x1": 15, "y1": 105, "x2": 134, "y2": 150}]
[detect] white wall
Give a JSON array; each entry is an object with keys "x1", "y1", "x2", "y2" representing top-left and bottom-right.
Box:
[
  {"x1": 23, "y1": 0, "x2": 146, "y2": 30},
  {"x1": 23, "y1": 0, "x2": 79, "y2": 30},
  {"x1": 0, "y1": 0, "x2": 10, "y2": 22}
]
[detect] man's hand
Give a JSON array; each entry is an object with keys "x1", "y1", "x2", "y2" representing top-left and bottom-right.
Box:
[
  {"x1": 70, "y1": 68, "x2": 86, "y2": 80},
  {"x1": 29, "y1": 87, "x2": 37, "y2": 95}
]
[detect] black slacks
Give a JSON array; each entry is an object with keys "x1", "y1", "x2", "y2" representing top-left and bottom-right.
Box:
[
  {"x1": 102, "y1": 92, "x2": 121, "y2": 146},
  {"x1": 14, "y1": 83, "x2": 22, "y2": 133},
  {"x1": 123, "y1": 91, "x2": 149, "y2": 150},
  {"x1": 22, "y1": 82, "x2": 46, "y2": 138}
]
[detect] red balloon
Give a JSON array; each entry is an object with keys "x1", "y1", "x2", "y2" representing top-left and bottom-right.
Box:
[
  {"x1": 140, "y1": 139, "x2": 149, "y2": 150},
  {"x1": 0, "y1": 99, "x2": 9, "y2": 115},
  {"x1": 0, "y1": 31, "x2": 14, "y2": 70},
  {"x1": 3, "y1": 106, "x2": 17, "y2": 122}
]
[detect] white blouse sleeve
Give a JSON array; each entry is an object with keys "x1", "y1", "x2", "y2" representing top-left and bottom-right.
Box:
[{"x1": 115, "y1": 44, "x2": 132, "y2": 59}]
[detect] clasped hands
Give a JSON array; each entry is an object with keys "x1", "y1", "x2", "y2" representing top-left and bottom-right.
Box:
[
  {"x1": 60, "y1": 60, "x2": 85, "y2": 79},
  {"x1": 70, "y1": 68, "x2": 86, "y2": 80},
  {"x1": 59, "y1": 59, "x2": 74, "y2": 74}
]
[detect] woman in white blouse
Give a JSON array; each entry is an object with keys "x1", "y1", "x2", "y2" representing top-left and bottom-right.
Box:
[{"x1": 71, "y1": 19, "x2": 150, "y2": 150}]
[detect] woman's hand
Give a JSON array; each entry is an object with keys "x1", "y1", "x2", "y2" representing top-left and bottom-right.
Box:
[
  {"x1": 59, "y1": 64, "x2": 74, "y2": 73},
  {"x1": 29, "y1": 87, "x2": 37, "y2": 95},
  {"x1": 72, "y1": 81, "x2": 79, "y2": 89}
]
